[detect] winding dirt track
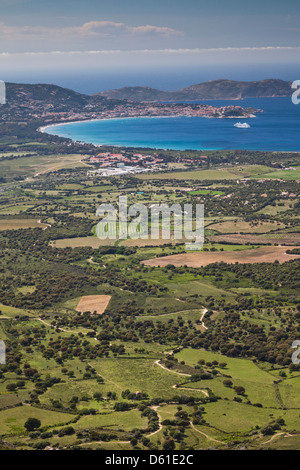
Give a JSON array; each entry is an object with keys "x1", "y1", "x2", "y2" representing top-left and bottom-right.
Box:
[
  {"x1": 155, "y1": 360, "x2": 190, "y2": 377},
  {"x1": 261, "y1": 432, "x2": 294, "y2": 445}
]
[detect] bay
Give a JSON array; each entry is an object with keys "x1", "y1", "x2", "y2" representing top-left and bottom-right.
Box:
[{"x1": 44, "y1": 97, "x2": 300, "y2": 151}]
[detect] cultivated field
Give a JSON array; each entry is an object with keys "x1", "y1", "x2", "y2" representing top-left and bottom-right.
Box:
[
  {"x1": 0, "y1": 218, "x2": 47, "y2": 230},
  {"x1": 142, "y1": 246, "x2": 300, "y2": 267},
  {"x1": 51, "y1": 236, "x2": 115, "y2": 248},
  {"x1": 76, "y1": 295, "x2": 112, "y2": 314}
]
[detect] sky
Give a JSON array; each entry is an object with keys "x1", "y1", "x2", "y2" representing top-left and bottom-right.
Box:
[{"x1": 0, "y1": 0, "x2": 300, "y2": 92}]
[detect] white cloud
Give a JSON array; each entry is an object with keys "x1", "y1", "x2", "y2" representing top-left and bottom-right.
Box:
[
  {"x1": 0, "y1": 46, "x2": 299, "y2": 57},
  {"x1": 0, "y1": 20, "x2": 183, "y2": 43}
]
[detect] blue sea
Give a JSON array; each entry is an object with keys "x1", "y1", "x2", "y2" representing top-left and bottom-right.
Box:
[{"x1": 44, "y1": 97, "x2": 300, "y2": 151}]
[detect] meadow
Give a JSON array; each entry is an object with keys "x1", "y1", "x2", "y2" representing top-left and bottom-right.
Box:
[{"x1": 137, "y1": 165, "x2": 275, "y2": 181}]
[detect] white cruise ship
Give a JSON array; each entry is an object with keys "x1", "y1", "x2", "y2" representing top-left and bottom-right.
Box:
[{"x1": 234, "y1": 122, "x2": 250, "y2": 128}]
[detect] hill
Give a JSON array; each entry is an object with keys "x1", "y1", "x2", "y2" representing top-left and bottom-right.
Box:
[
  {"x1": 1, "y1": 82, "x2": 126, "y2": 122},
  {"x1": 97, "y1": 79, "x2": 292, "y2": 102},
  {"x1": 5, "y1": 82, "x2": 122, "y2": 112}
]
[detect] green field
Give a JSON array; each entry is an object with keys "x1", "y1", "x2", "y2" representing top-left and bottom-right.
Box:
[
  {"x1": 254, "y1": 168, "x2": 300, "y2": 180},
  {"x1": 0, "y1": 153, "x2": 87, "y2": 179},
  {"x1": 0, "y1": 406, "x2": 74, "y2": 435},
  {"x1": 137, "y1": 165, "x2": 275, "y2": 181}
]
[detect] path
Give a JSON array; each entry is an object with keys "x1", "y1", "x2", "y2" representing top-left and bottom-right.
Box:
[
  {"x1": 146, "y1": 406, "x2": 163, "y2": 438},
  {"x1": 37, "y1": 219, "x2": 52, "y2": 230},
  {"x1": 143, "y1": 308, "x2": 202, "y2": 319},
  {"x1": 37, "y1": 318, "x2": 77, "y2": 333},
  {"x1": 172, "y1": 384, "x2": 209, "y2": 397},
  {"x1": 155, "y1": 360, "x2": 190, "y2": 377},
  {"x1": 144, "y1": 306, "x2": 209, "y2": 330},
  {"x1": 155, "y1": 359, "x2": 209, "y2": 397},
  {"x1": 87, "y1": 362, "x2": 123, "y2": 391},
  {"x1": 200, "y1": 308, "x2": 208, "y2": 330},
  {"x1": 190, "y1": 421, "x2": 224, "y2": 444},
  {"x1": 262, "y1": 432, "x2": 294, "y2": 445}
]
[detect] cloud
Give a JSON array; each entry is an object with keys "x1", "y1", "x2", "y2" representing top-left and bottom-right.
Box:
[
  {"x1": 0, "y1": 46, "x2": 299, "y2": 57},
  {"x1": 0, "y1": 20, "x2": 184, "y2": 43}
]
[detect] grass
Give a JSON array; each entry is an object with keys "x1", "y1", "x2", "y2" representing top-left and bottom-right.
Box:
[
  {"x1": 75, "y1": 410, "x2": 147, "y2": 432},
  {"x1": 174, "y1": 349, "x2": 283, "y2": 408},
  {"x1": 254, "y1": 168, "x2": 300, "y2": 180},
  {"x1": 0, "y1": 205, "x2": 35, "y2": 215},
  {"x1": 278, "y1": 377, "x2": 300, "y2": 409},
  {"x1": 176, "y1": 349, "x2": 273, "y2": 382},
  {"x1": 188, "y1": 189, "x2": 225, "y2": 196},
  {"x1": 39, "y1": 379, "x2": 121, "y2": 407},
  {"x1": 137, "y1": 165, "x2": 275, "y2": 181},
  {"x1": 0, "y1": 405, "x2": 74, "y2": 435},
  {"x1": 263, "y1": 435, "x2": 300, "y2": 450},
  {"x1": 202, "y1": 400, "x2": 283, "y2": 433},
  {"x1": 0, "y1": 153, "x2": 87, "y2": 180},
  {"x1": 257, "y1": 200, "x2": 295, "y2": 216},
  {"x1": 168, "y1": 279, "x2": 234, "y2": 299},
  {"x1": 88, "y1": 357, "x2": 189, "y2": 400},
  {"x1": 0, "y1": 303, "x2": 33, "y2": 318}
]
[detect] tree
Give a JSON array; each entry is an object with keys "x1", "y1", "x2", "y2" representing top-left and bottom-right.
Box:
[
  {"x1": 233, "y1": 385, "x2": 246, "y2": 396},
  {"x1": 163, "y1": 437, "x2": 175, "y2": 450},
  {"x1": 223, "y1": 379, "x2": 233, "y2": 387},
  {"x1": 6, "y1": 383, "x2": 17, "y2": 391},
  {"x1": 24, "y1": 417, "x2": 41, "y2": 431}
]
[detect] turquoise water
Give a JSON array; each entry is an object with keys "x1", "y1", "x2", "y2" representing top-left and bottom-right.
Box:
[{"x1": 44, "y1": 97, "x2": 300, "y2": 151}]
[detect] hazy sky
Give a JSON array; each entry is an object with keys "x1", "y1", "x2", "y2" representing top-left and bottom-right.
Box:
[{"x1": 0, "y1": 0, "x2": 299, "y2": 91}]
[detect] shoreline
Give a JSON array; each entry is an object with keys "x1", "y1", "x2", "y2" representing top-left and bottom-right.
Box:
[
  {"x1": 38, "y1": 115, "x2": 182, "y2": 134},
  {"x1": 37, "y1": 110, "x2": 300, "y2": 153},
  {"x1": 38, "y1": 112, "x2": 257, "y2": 134},
  {"x1": 38, "y1": 113, "x2": 256, "y2": 152}
]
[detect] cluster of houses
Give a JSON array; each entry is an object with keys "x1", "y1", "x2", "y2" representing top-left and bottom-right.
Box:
[
  {"x1": 88, "y1": 151, "x2": 164, "y2": 167},
  {"x1": 86, "y1": 151, "x2": 167, "y2": 176}
]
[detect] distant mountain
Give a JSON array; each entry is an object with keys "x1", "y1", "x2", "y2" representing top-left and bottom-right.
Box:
[
  {"x1": 97, "y1": 86, "x2": 171, "y2": 102},
  {"x1": 97, "y1": 79, "x2": 292, "y2": 102}
]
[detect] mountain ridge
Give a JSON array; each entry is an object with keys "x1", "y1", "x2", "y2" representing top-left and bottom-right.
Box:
[{"x1": 96, "y1": 79, "x2": 292, "y2": 102}]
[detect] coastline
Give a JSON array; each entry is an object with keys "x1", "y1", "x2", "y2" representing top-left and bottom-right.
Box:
[
  {"x1": 38, "y1": 115, "x2": 182, "y2": 134},
  {"x1": 37, "y1": 100, "x2": 300, "y2": 152},
  {"x1": 38, "y1": 112, "x2": 256, "y2": 134},
  {"x1": 38, "y1": 114, "x2": 252, "y2": 152}
]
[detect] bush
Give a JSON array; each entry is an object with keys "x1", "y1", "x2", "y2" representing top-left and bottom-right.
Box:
[
  {"x1": 58, "y1": 426, "x2": 75, "y2": 437},
  {"x1": 25, "y1": 418, "x2": 41, "y2": 431}
]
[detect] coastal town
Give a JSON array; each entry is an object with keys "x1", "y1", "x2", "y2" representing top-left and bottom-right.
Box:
[{"x1": 39, "y1": 101, "x2": 261, "y2": 126}]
